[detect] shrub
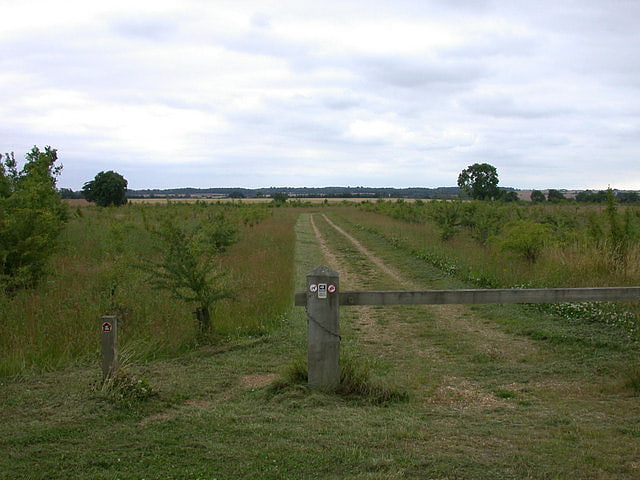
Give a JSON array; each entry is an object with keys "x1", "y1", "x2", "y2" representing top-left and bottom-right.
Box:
[
  {"x1": 0, "y1": 147, "x2": 67, "y2": 290},
  {"x1": 493, "y1": 220, "x2": 551, "y2": 263},
  {"x1": 143, "y1": 215, "x2": 238, "y2": 335},
  {"x1": 428, "y1": 200, "x2": 464, "y2": 240}
]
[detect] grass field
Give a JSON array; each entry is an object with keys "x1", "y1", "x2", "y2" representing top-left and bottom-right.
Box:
[{"x1": 1, "y1": 206, "x2": 640, "y2": 479}]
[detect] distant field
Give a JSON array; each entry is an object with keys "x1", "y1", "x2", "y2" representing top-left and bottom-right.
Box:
[{"x1": 127, "y1": 197, "x2": 390, "y2": 204}]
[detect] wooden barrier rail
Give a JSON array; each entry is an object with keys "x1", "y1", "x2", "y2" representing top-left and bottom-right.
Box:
[
  {"x1": 295, "y1": 286, "x2": 640, "y2": 307},
  {"x1": 296, "y1": 266, "x2": 640, "y2": 389}
]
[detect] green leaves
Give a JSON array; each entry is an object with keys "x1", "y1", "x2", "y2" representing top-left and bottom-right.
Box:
[
  {"x1": 143, "y1": 214, "x2": 238, "y2": 333},
  {"x1": 0, "y1": 146, "x2": 67, "y2": 290},
  {"x1": 493, "y1": 220, "x2": 551, "y2": 263},
  {"x1": 83, "y1": 171, "x2": 128, "y2": 207},
  {"x1": 457, "y1": 163, "x2": 500, "y2": 200}
]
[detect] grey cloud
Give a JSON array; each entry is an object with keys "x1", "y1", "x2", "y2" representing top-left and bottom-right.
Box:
[
  {"x1": 356, "y1": 56, "x2": 486, "y2": 88},
  {"x1": 250, "y1": 13, "x2": 271, "y2": 29},
  {"x1": 461, "y1": 94, "x2": 572, "y2": 119},
  {"x1": 444, "y1": 33, "x2": 536, "y2": 59},
  {"x1": 109, "y1": 15, "x2": 180, "y2": 41},
  {"x1": 322, "y1": 94, "x2": 363, "y2": 111}
]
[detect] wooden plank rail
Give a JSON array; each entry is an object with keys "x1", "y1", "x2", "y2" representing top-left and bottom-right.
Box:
[{"x1": 295, "y1": 286, "x2": 640, "y2": 307}]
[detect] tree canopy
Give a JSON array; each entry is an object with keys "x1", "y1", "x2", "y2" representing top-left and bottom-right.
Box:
[
  {"x1": 547, "y1": 189, "x2": 566, "y2": 203},
  {"x1": 457, "y1": 163, "x2": 500, "y2": 200},
  {"x1": 83, "y1": 171, "x2": 128, "y2": 207},
  {"x1": 530, "y1": 190, "x2": 546, "y2": 203},
  {"x1": 0, "y1": 146, "x2": 67, "y2": 289}
]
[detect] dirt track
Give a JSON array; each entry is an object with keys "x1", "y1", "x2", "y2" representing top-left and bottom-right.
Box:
[{"x1": 307, "y1": 212, "x2": 541, "y2": 395}]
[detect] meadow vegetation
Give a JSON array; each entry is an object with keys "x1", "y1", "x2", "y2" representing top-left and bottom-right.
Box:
[
  {"x1": 2, "y1": 196, "x2": 640, "y2": 479},
  {"x1": 354, "y1": 196, "x2": 640, "y2": 336},
  {"x1": 0, "y1": 201, "x2": 296, "y2": 377},
  {"x1": 357, "y1": 196, "x2": 640, "y2": 281}
]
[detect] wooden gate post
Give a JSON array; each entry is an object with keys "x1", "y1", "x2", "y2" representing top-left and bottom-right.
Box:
[
  {"x1": 306, "y1": 266, "x2": 340, "y2": 389},
  {"x1": 100, "y1": 315, "x2": 118, "y2": 380}
]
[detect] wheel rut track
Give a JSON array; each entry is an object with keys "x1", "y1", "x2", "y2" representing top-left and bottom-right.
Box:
[{"x1": 308, "y1": 212, "x2": 540, "y2": 399}]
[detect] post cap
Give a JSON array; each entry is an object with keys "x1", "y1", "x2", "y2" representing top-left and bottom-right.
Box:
[{"x1": 307, "y1": 265, "x2": 339, "y2": 278}]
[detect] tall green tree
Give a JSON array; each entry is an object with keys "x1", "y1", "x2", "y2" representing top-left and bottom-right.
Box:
[
  {"x1": 83, "y1": 171, "x2": 128, "y2": 207},
  {"x1": 457, "y1": 163, "x2": 500, "y2": 200},
  {"x1": 0, "y1": 146, "x2": 67, "y2": 289}
]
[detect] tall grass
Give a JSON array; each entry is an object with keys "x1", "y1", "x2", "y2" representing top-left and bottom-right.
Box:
[
  {"x1": 334, "y1": 203, "x2": 640, "y2": 335},
  {"x1": 0, "y1": 203, "x2": 297, "y2": 378},
  {"x1": 354, "y1": 201, "x2": 640, "y2": 288},
  {"x1": 211, "y1": 209, "x2": 297, "y2": 336}
]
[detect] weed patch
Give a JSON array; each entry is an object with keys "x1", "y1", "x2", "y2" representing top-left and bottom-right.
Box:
[
  {"x1": 92, "y1": 371, "x2": 157, "y2": 408},
  {"x1": 269, "y1": 350, "x2": 409, "y2": 405}
]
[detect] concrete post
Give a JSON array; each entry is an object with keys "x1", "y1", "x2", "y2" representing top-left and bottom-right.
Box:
[
  {"x1": 100, "y1": 315, "x2": 118, "y2": 380},
  {"x1": 306, "y1": 266, "x2": 340, "y2": 389}
]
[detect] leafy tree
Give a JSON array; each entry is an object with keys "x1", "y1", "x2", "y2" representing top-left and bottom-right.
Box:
[
  {"x1": 547, "y1": 189, "x2": 566, "y2": 203},
  {"x1": 461, "y1": 202, "x2": 506, "y2": 244},
  {"x1": 0, "y1": 146, "x2": 67, "y2": 289},
  {"x1": 617, "y1": 191, "x2": 639, "y2": 203},
  {"x1": 58, "y1": 188, "x2": 82, "y2": 199},
  {"x1": 530, "y1": 190, "x2": 546, "y2": 203},
  {"x1": 429, "y1": 200, "x2": 464, "y2": 240},
  {"x1": 144, "y1": 215, "x2": 238, "y2": 335},
  {"x1": 457, "y1": 163, "x2": 499, "y2": 200},
  {"x1": 271, "y1": 193, "x2": 289, "y2": 205},
  {"x1": 83, "y1": 171, "x2": 128, "y2": 207},
  {"x1": 499, "y1": 190, "x2": 519, "y2": 202},
  {"x1": 576, "y1": 190, "x2": 607, "y2": 203}
]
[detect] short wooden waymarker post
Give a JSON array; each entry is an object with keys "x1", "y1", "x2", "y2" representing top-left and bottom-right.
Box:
[
  {"x1": 100, "y1": 315, "x2": 118, "y2": 380},
  {"x1": 305, "y1": 266, "x2": 340, "y2": 389}
]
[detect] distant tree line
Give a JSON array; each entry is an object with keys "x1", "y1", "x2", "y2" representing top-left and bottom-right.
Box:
[
  {"x1": 530, "y1": 188, "x2": 639, "y2": 204},
  {"x1": 55, "y1": 162, "x2": 639, "y2": 205}
]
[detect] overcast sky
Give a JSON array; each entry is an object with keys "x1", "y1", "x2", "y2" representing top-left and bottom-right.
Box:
[{"x1": 1, "y1": 0, "x2": 639, "y2": 190}]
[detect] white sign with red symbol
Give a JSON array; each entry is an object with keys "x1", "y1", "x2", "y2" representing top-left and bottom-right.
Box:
[{"x1": 309, "y1": 283, "x2": 336, "y2": 299}]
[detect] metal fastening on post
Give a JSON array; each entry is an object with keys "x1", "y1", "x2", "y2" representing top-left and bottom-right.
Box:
[
  {"x1": 100, "y1": 315, "x2": 118, "y2": 380},
  {"x1": 305, "y1": 266, "x2": 340, "y2": 389}
]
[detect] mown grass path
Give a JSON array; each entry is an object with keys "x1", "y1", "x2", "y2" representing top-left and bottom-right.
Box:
[{"x1": 0, "y1": 208, "x2": 639, "y2": 479}]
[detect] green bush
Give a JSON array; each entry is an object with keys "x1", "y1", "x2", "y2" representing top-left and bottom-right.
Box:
[
  {"x1": 493, "y1": 220, "x2": 551, "y2": 263},
  {"x1": 0, "y1": 147, "x2": 67, "y2": 290},
  {"x1": 143, "y1": 214, "x2": 238, "y2": 334}
]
